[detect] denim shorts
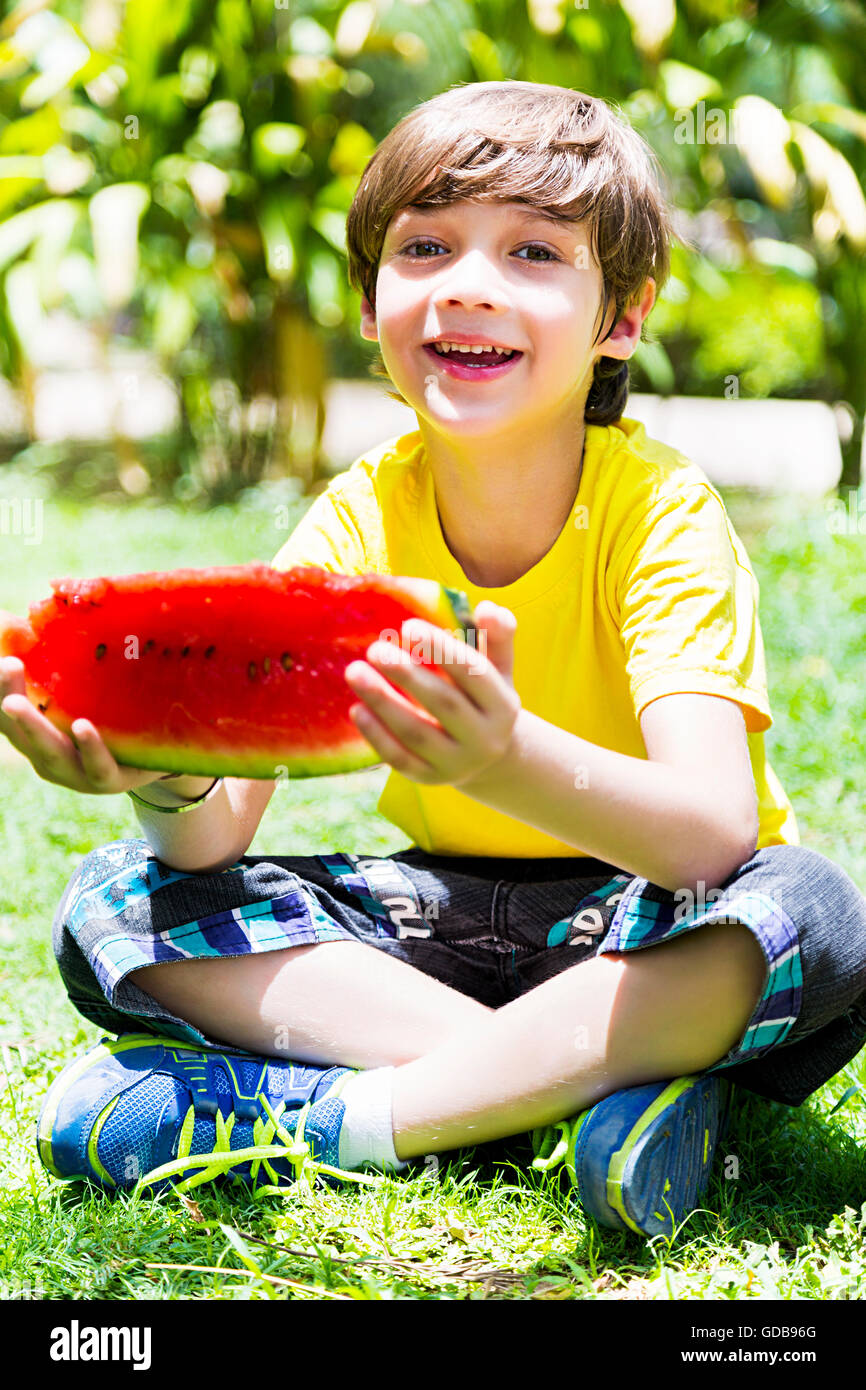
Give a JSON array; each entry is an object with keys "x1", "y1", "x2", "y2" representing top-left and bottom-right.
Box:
[{"x1": 52, "y1": 839, "x2": 866, "y2": 1106}]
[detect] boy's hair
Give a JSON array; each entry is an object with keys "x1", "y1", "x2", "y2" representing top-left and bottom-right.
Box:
[{"x1": 345, "y1": 80, "x2": 674, "y2": 426}]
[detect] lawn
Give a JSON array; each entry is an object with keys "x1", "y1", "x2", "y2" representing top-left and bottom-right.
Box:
[{"x1": 1, "y1": 471, "x2": 865, "y2": 1302}]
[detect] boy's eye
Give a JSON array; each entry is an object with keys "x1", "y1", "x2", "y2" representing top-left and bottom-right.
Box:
[{"x1": 400, "y1": 240, "x2": 560, "y2": 263}]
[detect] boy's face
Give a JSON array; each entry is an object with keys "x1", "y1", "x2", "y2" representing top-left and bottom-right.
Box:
[{"x1": 360, "y1": 197, "x2": 652, "y2": 440}]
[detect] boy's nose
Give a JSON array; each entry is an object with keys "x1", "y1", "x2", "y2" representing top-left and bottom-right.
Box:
[{"x1": 432, "y1": 250, "x2": 511, "y2": 311}]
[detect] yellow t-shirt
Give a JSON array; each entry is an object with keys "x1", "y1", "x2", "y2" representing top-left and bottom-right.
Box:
[{"x1": 270, "y1": 417, "x2": 799, "y2": 858}]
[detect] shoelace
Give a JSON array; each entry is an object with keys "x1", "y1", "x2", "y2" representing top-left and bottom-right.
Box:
[
  {"x1": 530, "y1": 1119, "x2": 577, "y2": 1176},
  {"x1": 137, "y1": 1093, "x2": 382, "y2": 1195}
]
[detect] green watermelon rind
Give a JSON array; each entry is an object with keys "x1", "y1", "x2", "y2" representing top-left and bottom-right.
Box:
[
  {"x1": 97, "y1": 737, "x2": 381, "y2": 781},
  {"x1": 442, "y1": 585, "x2": 476, "y2": 645}
]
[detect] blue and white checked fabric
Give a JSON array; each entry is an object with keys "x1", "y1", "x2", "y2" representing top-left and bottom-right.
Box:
[{"x1": 66, "y1": 848, "x2": 346, "y2": 1007}]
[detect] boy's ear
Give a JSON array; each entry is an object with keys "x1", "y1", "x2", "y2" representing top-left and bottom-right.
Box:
[
  {"x1": 359, "y1": 295, "x2": 378, "y2": 342},
  {"x1": 596, "y1": 278, "x2": 656, "y2": 362}
]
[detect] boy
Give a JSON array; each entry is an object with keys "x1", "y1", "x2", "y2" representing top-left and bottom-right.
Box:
[{"x1": 6, "y1": 82, "x2": 866, "y2": 1237}]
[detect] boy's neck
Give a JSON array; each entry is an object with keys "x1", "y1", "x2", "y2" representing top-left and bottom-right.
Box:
[{"x1": 418, "y1": 419, "x2": 587, "y2": 589}]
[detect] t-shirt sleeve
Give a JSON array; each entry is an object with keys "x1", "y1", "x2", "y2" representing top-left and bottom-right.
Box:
[
  {"x1": 614, "y1": 484, "x2": 772, "y2": 733},
  {"x1": 269, "y1": 486, "x2": 369, "y2": 575}
]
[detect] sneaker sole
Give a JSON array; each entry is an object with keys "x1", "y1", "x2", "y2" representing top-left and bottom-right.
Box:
[{"x1": 575, "y1": 1074, "x2": 729, "y2": 1237}]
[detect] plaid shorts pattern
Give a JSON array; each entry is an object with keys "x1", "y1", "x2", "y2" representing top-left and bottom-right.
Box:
[{"x1": 53, "y1": 839, "x2": 866, "y2": 1105}]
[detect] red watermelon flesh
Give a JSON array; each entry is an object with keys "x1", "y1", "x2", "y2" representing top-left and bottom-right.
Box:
[{"x1": 0, "y1": 564, "x2": 475, "y2": 779}]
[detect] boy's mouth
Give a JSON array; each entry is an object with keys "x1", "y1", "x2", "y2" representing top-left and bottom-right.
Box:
[{"x1": 422, "y1": 342, "x2": 523, "y2": 379}]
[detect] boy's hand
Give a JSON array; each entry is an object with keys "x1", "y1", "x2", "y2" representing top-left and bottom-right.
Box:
[
  {"x1": 344, "y1": 601, "x2": 521, "y2": 787},
  {"x1": 0, "y1": 656, "x2": 172, "y2": 795}
]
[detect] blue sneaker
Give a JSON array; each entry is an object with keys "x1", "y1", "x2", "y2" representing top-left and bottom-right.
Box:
[
  {"x1": 531, "y1": 1074, "x2": 731, "y2": 1237},
  {"x1": 36, "y1": 1033, "x2": 378, "y2": 1195}
]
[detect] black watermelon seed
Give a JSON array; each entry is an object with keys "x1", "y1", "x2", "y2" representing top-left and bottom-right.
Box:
[
  {"x1": 143, "y1": 640, "x2": 155, "y2": 654},
  {"x1": 181, "y1": 645, "x2": 190, "y2": 657},
  {"x1": 38, "y1": 700, "x2": 50, "y2": 712},
  {"x1": 162, "y1": 647, "x2": 171, "y2": 657},
  {"x1": 280, "y1": 652, "x2": 293, "y2": 671},
  {"x1": 204, "y1": 645, "x2": 216, "y2": 659},
  {"x1": 95, "y1": 643, "x2": 106, "y2": 661},
  {"x1": 248, "y1": 661, "x2": 257, "y2": 680},
  {"x1": 262, "y1": 657, "x2": 271, "y2": 675}
]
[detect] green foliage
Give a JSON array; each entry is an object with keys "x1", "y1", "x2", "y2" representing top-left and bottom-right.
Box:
[
  {"x1": 651, "y1": 248, "x2": 825, "y2": 396},
  {"x1": 0, "y1": 0, "x2": 864, "y2": 497}
]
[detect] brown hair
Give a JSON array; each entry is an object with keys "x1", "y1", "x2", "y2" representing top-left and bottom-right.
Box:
[{"x1": 345, "y1": 80, "x2": 674, "y2": 425}]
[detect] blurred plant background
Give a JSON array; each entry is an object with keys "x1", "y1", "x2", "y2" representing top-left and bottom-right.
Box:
[{"x1": 0, "y1": 0, "x2": 864, "y2": 505}]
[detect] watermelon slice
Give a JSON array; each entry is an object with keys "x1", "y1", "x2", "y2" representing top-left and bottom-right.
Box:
[{"x1": 0, "y1": 564, "x2": 475, "y2": 779}]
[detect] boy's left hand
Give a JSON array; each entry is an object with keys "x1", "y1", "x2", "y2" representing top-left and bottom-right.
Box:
[{"x1": 344, "y1": 600, "x2": 521, "y2": 787}]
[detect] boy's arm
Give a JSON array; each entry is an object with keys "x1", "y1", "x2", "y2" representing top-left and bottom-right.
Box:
[
  {"x1": 349, "y1": 609, "x2": 759, "y2": 894},
  {"x1": 461, "y1": 691, "x2": 758, "y2": 894},
  {"x1": 129, "y1": 775, "x2": 277, "y2": 874}
]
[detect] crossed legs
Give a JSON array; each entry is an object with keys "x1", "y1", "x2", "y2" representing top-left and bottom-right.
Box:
[{"x1": 130, "y1": 918, "x2": 765, "y2": 1161}]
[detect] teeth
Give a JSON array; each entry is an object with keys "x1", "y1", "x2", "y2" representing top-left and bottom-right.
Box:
[{"x1": 431, "y1": 341, "x2": 513, "y2": 355}]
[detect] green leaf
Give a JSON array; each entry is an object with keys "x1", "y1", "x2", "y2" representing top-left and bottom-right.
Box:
[
  {"x1": 153, "y1": 282, "x2": 198, "y2": 356},
  {"x1": 258, "y1": 192, "x2": 306, "y2": 284},
  {"x1": 829, "y1": 1083, "x2": 863, "y2": 1116},
  {"x1": 327, "y1": 122, "x2": 376, "y2": 178},
  {"x1": 122, "y1": 0, "x2": 197, "y2": 95},
  {"x1": 0, "y1": 199, "x2": 81, "y2": 273},
  {"x1": 216, "y1": 0, "x2": 254, "y2": 49},
  {"x1": 459, "y1": 28, "x2": 505, "y2": 81},
  {"x1": 632, "y1": 338, "x2": 675, "y2": 394},
  {"x1": 791, "y1": 102, "x2": 866, "y2": 143},
  {"x1": 307, "y1": 246, "x2": 344, "y2": 327},
  {"x1": 0, "y1": 108, "x2": 63, "y2": 156},
  {"x1": 658, "y1": 60, "x2": 721, "y2": 110},
  {"x1": 252, "y1": 123, "x2": 307, "y2": 178},
  {"x1": 218, "y1": 1224, "x2": 279, "y2": 1301},
  {"x1": 309, "y1": 206, "x2": 347, "y2": 255}
]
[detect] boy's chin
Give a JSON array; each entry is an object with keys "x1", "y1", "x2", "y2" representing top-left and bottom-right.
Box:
[{"x1": 415, "y1": 400, "x2": 537, "y2": 438}]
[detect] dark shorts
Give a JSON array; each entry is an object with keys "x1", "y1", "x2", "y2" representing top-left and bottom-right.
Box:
[{"x1": 52, "y1": 839, "x2": 866, "y2": 1106}]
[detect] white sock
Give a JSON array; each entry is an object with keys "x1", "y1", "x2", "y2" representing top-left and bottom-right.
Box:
[{"x1": 336, "y1": 1066, "x2": 406, "y2": 1172}]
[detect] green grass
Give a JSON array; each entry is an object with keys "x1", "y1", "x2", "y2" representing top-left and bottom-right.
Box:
[{"x1": 1, "y1": 479, "x2": 865, "y2": 1301}]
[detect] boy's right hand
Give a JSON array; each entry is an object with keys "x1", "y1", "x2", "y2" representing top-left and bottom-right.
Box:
[{"x1": 0, "y1": 656, "x2": 173, "y2": 795}]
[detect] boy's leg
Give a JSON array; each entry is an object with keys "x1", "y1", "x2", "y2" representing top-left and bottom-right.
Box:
[
  {"x1": 131, "y1": 942, "x2": 493, "y2": 1070},
  {"x1": 391, "y1": 919, "x2": 764, "y2": 1157},
  {"x1": 56, "y1": 837, "x2": 502, "y2": 1062},
  {"x1": 131, "y1": 915, "x2": 764, "y2": 1156},
  {"x1": 129, "y1": 842, "x2": 866, "y2": 1160},
  {"x1": 388, "y1": 841, "x2": 866, "y2": 1157}
]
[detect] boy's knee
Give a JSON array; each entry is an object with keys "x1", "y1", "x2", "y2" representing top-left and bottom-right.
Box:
[
  {"x1": 605, "y1": 920, "x2": 766, "y2": 1078},
  {"x1": 744, "y1": 842, "x2": 863, "y2": 923}
]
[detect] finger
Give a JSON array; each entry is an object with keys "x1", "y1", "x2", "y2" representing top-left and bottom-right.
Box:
[
  {"x1": 472, "y1": 602, "x2": 517, "y2": 681},
  {"x1": 394, "y1": 620, "x2": 502, "y2": 712},
  {"x1": 0, "y1": 692, "x2": 51, "y2": 763},
  {"x1": 346, "y1": 659, "x2": 458, "y2": 762},
  {"x1": 1, "y1": 698, "x2": 111, "y2": 791},
  {"x1": 346, "y1": 656, "x2": 445, "y2": 730},
  {"x1": 360, "y1": 643, "x2": 476, "y2": 740},
  {"x1": 349, "y1": 701, "x2": 437, "y2": 782},
  {"x1": 1, "y1": 693, "x2": 77, "y2": 765},
  {"x1": 69, "y1": 719, "x2": 126, "y2": 790},
  {"x1": 0, "y1": 659, "x2": 29, "y2": 737},
  {"x1": 0, "y1": 656, "x2": 26, "y2": 696}
]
